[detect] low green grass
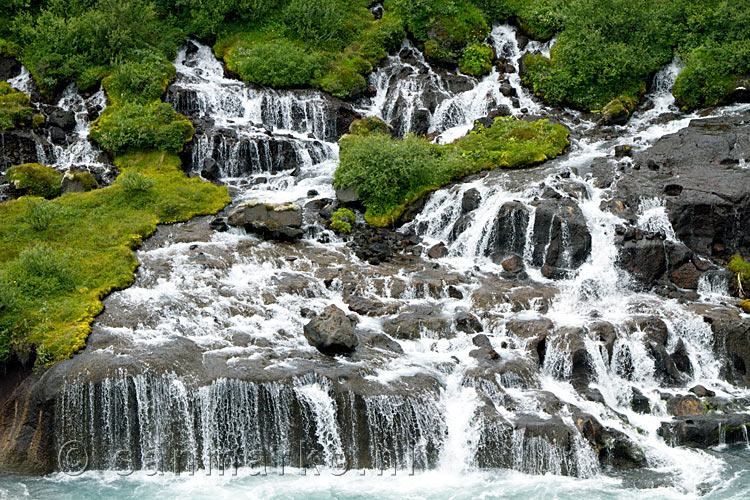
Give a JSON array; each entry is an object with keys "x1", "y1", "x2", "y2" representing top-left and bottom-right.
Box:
[
  {"x1": 729, "y1": 255, "x2": 750, "y2": 295},
  {"x1": 0, "y1": 151, "x2": 230, "y2": 366},
  {"x1": 0, "y1": 82, "x2": 32, "y2": 131},
  {"x1": 335, "y1": 116, "x2": 569, "y2": 226}
]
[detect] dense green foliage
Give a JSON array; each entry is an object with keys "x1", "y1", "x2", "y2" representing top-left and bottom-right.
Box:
[
  {"x1": 336, "y1": 117, "x2": 568, "y2": 225},
  {"x1": 459, "y1": 43, "x2": 494, "y2": 77},
  {"x1": 0, "y1": 82, "x2": 32, "y2": 131},
  {"x1": 6, "y1": 163, "x2": 63, "y2": 199},
  {"x1": 348, "y1": 116, "x2": 394, "y2": 136},
  {"x1": 330, "y1": 207, "x2": 355, "y2": 234},
  {"x1": 90, "y1": 102, "x2": 194, "y2": 154},
  {"x1": 520, "y1": 0, "x2": 750, "y2": 112},
  {"x1": 0, "y1": 152, "x2": 230, "y2": 364}
]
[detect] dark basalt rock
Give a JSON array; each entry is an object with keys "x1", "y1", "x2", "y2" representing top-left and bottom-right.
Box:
[
  {"x1": 658, "y1": 414, "x2": 750, "y2": 448},
  {"x1": 612, "y1": 111, "x2": 750, "y2": 258},
  {"x1": 382, "y1": 304, "x2": 452, "y2": 340},
  {"x1": 631, "y1": 388, "x2": 651, "y2": 414},
  {"x1": 0, "y1": 57, "x2": 21, "y2": 81},
  {"x1": 531, "y1": 199, "x2": 592, "y2": 270},
  {"x1": 46, "y1": 108, "x2": 76, "y2": 131},
  {"x1": 491, "y1": 201, "x2": 529, "y2": 257},
  {"x1": 454, "y1": 311, "x2": 482, "y2": 334},
  {"x1": 303, "y1": 305, "x2": 359, "y2": 356},
  {"x1": 461, "y1": 188, "x2": 481, "y2": 213}
]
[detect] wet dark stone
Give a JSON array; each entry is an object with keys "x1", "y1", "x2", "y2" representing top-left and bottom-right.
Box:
[
  {"x1": 455, "y1": 311, "x2": 482, "y2": 334},
  {"x1": 689, "y1": 385, "x2": 715, "y2": 398},
  {"x1": 461, "y1": 188, "x2": 481, "y2": 213},
  {"x1": 427, "y1": 242, "x2": 448, "y2": 259},
  {"x1": 631, "y1": 388, "x2": 651, "y2": 414},
  {"x1": 303, "y1": 305, "x2": 359, "y2": 356}
]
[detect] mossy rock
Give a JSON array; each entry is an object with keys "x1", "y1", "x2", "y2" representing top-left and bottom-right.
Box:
[
  {"x1": 61, "y1": 171, "x2": 98, "y2": 194},
  {"x1": 0, "y1": 81, "x2": 32, "y2": 131},
  {"x1": 349, "y1": 116, "x2": 394, "y2": 137},
  {"x1": 6, "y1": 163, "x2": 63, "y2": 199},
  {"x1": 600, "y1": 97, "x2": 635, "y2": 125},
  {"x1": 740, "y1": 299, "x2": 750, "y2": 314},
  {"x1": 330, "y1": 207, "x2": 355, "y2": 234}
]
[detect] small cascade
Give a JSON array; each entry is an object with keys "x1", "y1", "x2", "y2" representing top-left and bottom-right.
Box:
[
  {"x1": 167, "y1": 41, "x2": 341, "y2": 196},
  {"x1": 7, "y1": 66, "x2": 33, "y2": 95}
]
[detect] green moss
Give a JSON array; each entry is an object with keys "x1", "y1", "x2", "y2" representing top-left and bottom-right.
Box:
[
  {"x1": 349, "y1": 116, "x2": 394, "y2": 137},
  {"x1": 6, "y1": 164, "x2": 63, "y2": 199},
  {"x1": 0, "y1": 81, "x2": 32, "y2": 131},
  {"x1": 335, "y1": 116, "x2": 569, "y2": 226},
  {"x1": 330, "y1": 207, "x2": 355, "y2": 234},
  {"x1": 32, "y1": 114, "x2": 45, "y2": 128},
  {"x1": 729, "y1": 255, "x2": 750, "y2": 295},
  {"x1": 459, "y1": 43, "x2": 494, "y2": 77},
  {"x1": 0, "y1": 151, "x2": 231, "y2": 365},
  {"x1": 65, "y1": 171, "x2": 99, "y2": 192},
  {"x1": 740, "y1": 299, "x2": 750, "y2": 314}
]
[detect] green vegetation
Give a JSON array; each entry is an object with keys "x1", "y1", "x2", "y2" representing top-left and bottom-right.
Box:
[
  {"x1": 0, "y1": 152, "x2": 230, "y2": 365},
  {"x1": 90, "y1": 102, "x2": 194, "y2": 155},
  {"x1": 729, "y1": 255, "x2": 750, "y2": 296},
  {"x1": 336, "y1": 116, "x2": 568, "y2": 226},
  {"x1": 519, "y1": 0, "x2": 750, "y2": 113},
  {"x1": 459, "y1": 43, "x2": 494, "y2": 77},
  {"x1": 330, "y1": 207, "x2": 356, "y2": 234},
  {"x1": 217, "y1": 3, "x2": 405, "y2": 98},
  {"x1": 6, "y1": 164, "x2": 63, "y2": 199},
  {"x1": 349, "y1": 116, "x2": 394, "y2": 137},
  {"x1": 64, "y1": 171, "x2": 99, "y2": 192},
  {"x1": 0, "y1": 82, "x2": 32, "y2": 131}
]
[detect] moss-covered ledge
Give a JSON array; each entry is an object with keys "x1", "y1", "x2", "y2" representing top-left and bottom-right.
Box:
[
  {"x1": 0, "y1": 151, "x2": 231, "y2": 367},
  {"x1": 334, "y1": 116, "x2": 569, "y2": 226}
]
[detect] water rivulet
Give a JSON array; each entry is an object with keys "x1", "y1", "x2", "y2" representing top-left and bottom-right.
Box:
[{"x1": 2, "y1": 25, "x2": 750, "y2": 498}]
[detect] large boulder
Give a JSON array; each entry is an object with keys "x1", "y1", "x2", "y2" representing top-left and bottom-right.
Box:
[
  {"x1": 658, "y1": 414, "x2": 750, "y2": 448},
  {"x1": 489, "y1": 201, "x2": 530, "y2": 258},
  {"x1": 612, "y1": 111, "x2": 750, "y2": 258},
  {"x1": 227, "y1": 201, "x2": 304, "y2": 240},
  {"x1": 303, "y1": 305, "x2": 359, "y2": 356},
  {"x1": 531, "y1": 199, "x2": 591, "y2": 270}
]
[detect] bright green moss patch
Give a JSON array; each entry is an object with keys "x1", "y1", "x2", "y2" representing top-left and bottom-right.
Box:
[
  {"x1": 0, "y1": 81, "x2": 32, "y2": 131},
  {"x1": 6, "y1": 163, "x2": 63, "y2": 199},
  {"x1": 335, "y1": 116, "x2": 568, "y2": 226},
  {"x1": 90, "y1": 102, "x2": 194, "y2": 155},
  {"x1": 330, "y1": 207, "x2": 355, "y2": 234},
  {"x1": 0, "y1": 151, "x2": 231, "y2": 365},
  {"x1": 459, "y1": 43, "x2": 494, "y2": 77}
]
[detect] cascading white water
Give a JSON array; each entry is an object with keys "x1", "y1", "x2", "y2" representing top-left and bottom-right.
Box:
[{"x1": 32, "y1": 23, "x2": 750, "y2": 500}]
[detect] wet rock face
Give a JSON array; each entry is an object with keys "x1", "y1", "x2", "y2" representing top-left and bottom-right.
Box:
[
  {"x1": 531, "y1": 199, "x2": 592, "y2": 270},
  {"x1": 658, "y1": 414, "x2": 750, "y2": 448},
  {"x1": 227, "y1": 201, "x2": 304, "y2": 240},
  {"x1": 303, "y1": 305, "x2": 359, "y2": 356},
  {"x1": 689, "y1": 304, "x2": 750, "y2": 387},
  {"x1": 613, "y1": 111, "x2": 750, "y2": 258},
  {"x1": 0, "y1": 57, "x2": 21, "y2": 81},
  {"x1": 491, "y1": 201, "x2": 529, "y2": 257}
]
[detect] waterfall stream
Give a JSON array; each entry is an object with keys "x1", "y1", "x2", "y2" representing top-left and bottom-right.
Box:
[{"x1": 5, "y1": 23, "x2": 750, "y2": 499}]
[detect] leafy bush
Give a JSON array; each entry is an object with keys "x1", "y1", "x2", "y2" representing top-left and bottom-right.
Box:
[
  {"x1": 330, "y1": 207, "x2": 355, "y2": 234},
  {"x1": 229, "y1": 39, "x2": 325, "y2": 88},
  {"x1": 459, "y1": 43, "x2": 494, "y2": 77},
  {"x1": 26, "y1": 198, "x2": 56, "y2": 231},
  {"x1": 336, "y1": 116, "x2": 568, "y2": 225},
  {"x1": 90, "y1": 101, "x2": 194, "y2": 154},
  {"x1": 6, "y1": 163, "x2": 63, "y2": 199},
  {"x1": 10, "y1": 0, "x2": 182, "y2": 94},
  {"x1": 282, "y1": 0, "x2": 351, "y2": 50},
  {"x1": 0, "y1": 81, "x2": 32, "y2": 130},
  {"x1": 4, "y1": 245, "x2": 75, "y2": 299},
  {"x1": 103, "y1": 53, "x2": 177, "y2": 105}
]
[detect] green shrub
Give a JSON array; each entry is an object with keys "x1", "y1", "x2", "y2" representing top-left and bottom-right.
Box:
[
  {"x1": 4, "y1": 245, "x2": 75, "y2": 299},
  {"x1": 230, "y1": 39, "x2": 325, "y2": 88},
  {"x1": 25, "y1": 198, "x2": 56, "y2": 231},
  {"x1": 459, "y1": 43, "x2": 494, "y2": 77},
  {"x1": 6, "y1": 163, "x2": 63, "y2": 199},
  {"x1": 330, "y1": 207, "x2": 355, "y2": 234},
  {"x1": 0, "y1": 81, "x2": 32, "y2": 131},
  {"x1": 119, "y1": 170, "x2": 155, "y2": 195},
  {"x1": 335, "y1": 116, "x2": 568, "y2": 225},
  {"x1": 282, "y1": 0, "x2": 351, "y2": 50},
  {"x1": 103, "y1": 53, "x2": 177, "y2": 105},
  {"x1": 90, "y1": 101, "x2": 194, "y2": 154}
]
